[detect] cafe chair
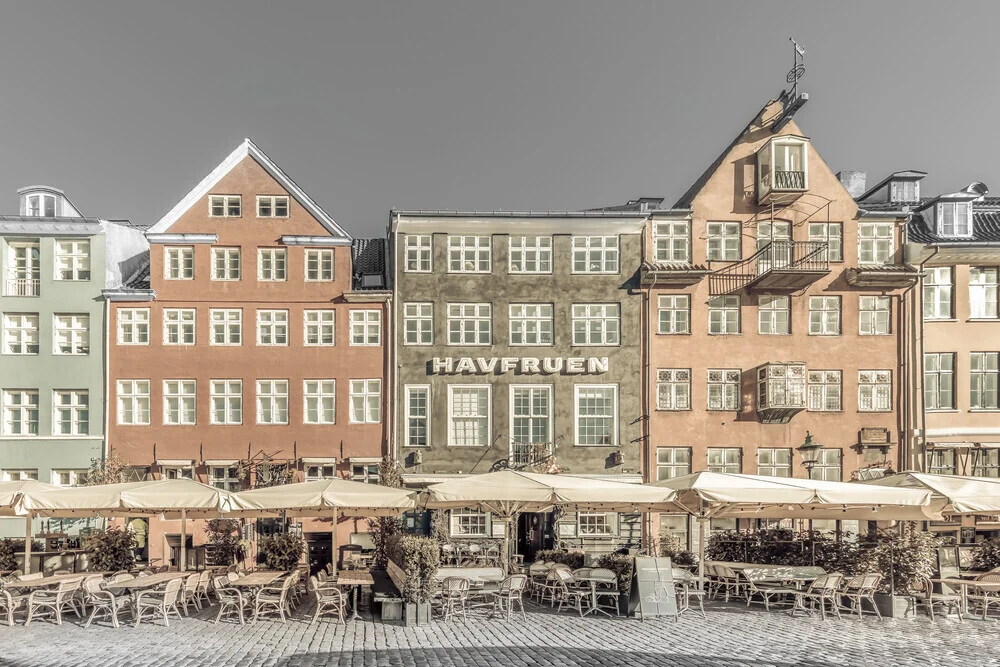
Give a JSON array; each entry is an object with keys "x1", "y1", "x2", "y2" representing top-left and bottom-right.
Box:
[
  {"x1": 134, "y1": 578, "x2": 184, "y2": 627},
  {"x1": 83, "y1": 577, "x2": 133, "y2": 629}
]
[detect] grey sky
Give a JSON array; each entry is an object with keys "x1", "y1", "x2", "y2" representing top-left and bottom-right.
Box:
[{"x1": 2, "y1": 1, "x2": 997, "y2": 236}]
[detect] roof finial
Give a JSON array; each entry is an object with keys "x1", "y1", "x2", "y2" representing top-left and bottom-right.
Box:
[{"x1": 788, "y1": 38, "x2": 806, "y2": 101}]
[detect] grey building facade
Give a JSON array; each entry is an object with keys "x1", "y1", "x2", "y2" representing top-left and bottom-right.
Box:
[{"x1": 389, "y1": 211, "x2": 646, "y2": 557}]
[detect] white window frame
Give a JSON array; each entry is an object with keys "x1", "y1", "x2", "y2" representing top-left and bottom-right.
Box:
[
  {"x1": 210, "y1": 380, "x2": 243, "y2": 425},
  {"x1": 706, "y1": 222, "x2": 741, "y2": 261},
  {"x1": 509, "y1": 385, "x2": 552, "y2": 452},
  {"x1": 807, "y1": 370, "x2": 842, "y2": 412},
  {"x1": 574, "y1": 384, "x2": 618, "y2": 446},
  {"x1": 404, "y1": 235, "x2": 432, "y2": 273},
  {"x1": 577, "y1": 512, "x2": 615, "y2": 536},
  {"x1": 708, "y1": 296, "x2": 740, "y2": 335},
  {"x1": 807, "y1": 222, "x2": 842, "y2": 262},
  {"x1": 163, "y1": 308, "x2": 196, "y2": 346},
  {"x1": 257, "y1": 248, "x2": 287, "y2": 282},
  {"x1": 937, "y1": 201, "x2": 973, "y2": 237},
  {"x1": 707, "y1": 369, "x2": 741, "y2": 411},
  {"x1": 571, "y1": 304, "x2": 620, "y2": 346},
  {"x1": 350, "y1": 310, "x2": 382, "y2": 346},
  {"x1": 164, "y1": 246, "x2": 194, "y2": 280},
  {"x1": 3, "y1": 313, "x2": 39, "y2": 355},
  {"x1": 859, "y1": 296, "x2": 891, "y2": 335},
  {"x1": 53, "y1": 390, "x2": 88, "y2": 435},
  {"x1": 53, "y1": 240, "x2": 91, "y2": 281},
  {"x1": 349, "y1": 379, "x2": 382, "y2": 424},
  {"x1": 970, "y1": 267, "x2": 999, "y2": 320},
  {"x1": 1, "y1": 469, "x2": 38, "y2": 482},
  {"x1": 858, "y1": 370, "x2": 892, "y2": 412},
  {"x1": 303, "y1": 379, "x2": 336, "y2": 425},
  {"x1": 405, "y1": 385, "x2": 430, "y2": 447},
  {"x1": 656, "y1": 369, "x2": 691, "y2": 411},
  {"x1": 810, "y1": 449, "x2": 842, "y2": 482},
  {"x1": 757, "y1": 448, "x2": 792, "y2": 477},
  {"x1": 448, "y1": 385, "x2": 491, "y2": 447},
  {"x1": 303, "y1": 310, "x2": 336, "y2": 346},
  {"x1": 758, "y1": 295, "x2": 790, "y2": 335},
  {"x1": 350, "y1": 462, "x2": 381, "y2": 484},
  {"x1": 210, "y1": 309, "x2": 242, "y2": 346},
  {"x1": 971, "y1": 352, "x2": 1000, "y2": 410},
  {"x1": 163, "y1": 379, "x2": 197, "y2": 426},
  {"x1": 653, "y1": 221, "x2": 690, "y2": 263},
  {"x1": 305, "y1": 248, "x2": 334, "y2": 281},
  {"x1": 655, "y1": 447, "x2": 691, "y2": 480},
  {"x1": 23, "y1": 192, "x2": 56, "y2": 217},
  {"x1": 808, "y1": 296, "x2": 841, "y2": 336},
  {"x1": 858, "y1": 223, "x2": 895, "y2": 265},
  {"x1": 447, "y1": 303, "x2": 491, "y2": 346},
  {"x1": 256, "y1": 195, "x2": 289, "y2": 218},
  {"x1": 924, "y1": 353, "x2": 955, "y2": 411},
  {"x1": 211, "y1": 247, "x2": 241, "y2": 281},
  {"x1": 51, "y1": 469, "x2": 89, "y2": 487},
  {"x1": 209, "y1": 195, "x2": 242, "y2": 218},
  {"x1": 304, "y1": 463, "x2": 337, "y2": 482},
  {"x1": 450, "y1": 509, "x2": 489, "y2": 537},
  {"x1": 209, "y1": 466, "x2": 241, "y2": 492},
  {"x1": 53, "y1": 314, "x2": 89, "y2": 355},
  {"x1": 657, "y1": 294, "x2": 690, "y2": 334},
  {"x1": 572, "y1": 236, "x2": 619, "y2": 274},
  {"x1": 117, "y1": 308, "x2": 149, "y2": 346},
  {"x1": 162, "y1": 465, "x2": 194, "y2": 480},
  {"x1": 116, "y1": 380, "x2": 150, "y2": 426},
  {"x1": 509, "y1": 236, "x2": 552, "y2": 274},
  {"x1": 257, "y1": 309, "x2": 289, "y2": 346},
  {"x1": 2, "y1": 389, "x2": 39, "y2": 436},
  {"x1": 403, "y1": 303, "x2": 433, "y2": 346},
  {"x1": 256, "y1": 379, "x2": 289, "y2": 425},
  {"x1": 509, "y1": 304, "x2": 553, "y2": 346},
  {"x1": 448, "y1": 235, "x2": 491, "y2": 273},
  {"x1": 924, "y1": 267, "x2": 954, "y2": 320},
  {"x1": 707, "y1": 447, "x2": 742, "y2": 474}
]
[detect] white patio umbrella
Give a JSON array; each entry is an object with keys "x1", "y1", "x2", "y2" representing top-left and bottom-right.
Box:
[
  {"x1": 0, "y1": 480, "x2": 58, "y2": 575},
  {"x1": 650, "y1": 471, "x2": 937, "y2": 582},
  {"x1": 422, "y1": 470, "x2": 679, "y2": 571},
  {"x1": 17, "y1": 479, "x2": 237, "y2": 571},
  {"x1": 863, "y1": 471, "x2": 1000, "y2": 515}
]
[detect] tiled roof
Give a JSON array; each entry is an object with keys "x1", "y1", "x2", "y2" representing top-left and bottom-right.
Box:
[
  {"x1": 124, "y1": 258, "x2": 151, "y2": 290},
  {"x1": 351, "y1": 238, "x2": 386, "y2": 290},
  {"x1": 856, "y1": 201, "x2": 919, "y2": 213},
  {"x1": 908, "y1": 210, "x2": 1000, "y2": 244},
  {"x1": 586, "y1": 198, "x2": 665, "y2": 212}
]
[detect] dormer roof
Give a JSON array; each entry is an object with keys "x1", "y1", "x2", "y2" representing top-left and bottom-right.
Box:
[{"x1": 856, "y1": 170, "x2": 927, "y2": 203}]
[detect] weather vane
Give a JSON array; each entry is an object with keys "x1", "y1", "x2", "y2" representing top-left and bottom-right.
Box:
[{"x1": 788, "y1": 38, "x2": 806, "y2": 99}]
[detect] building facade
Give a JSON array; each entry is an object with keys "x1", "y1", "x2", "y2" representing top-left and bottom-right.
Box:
[
  {"x1": 389, "y1": 212, "x2": 646, "y2": 558},
  {"x1": 105, "y1": 140, "x2": 390, "y2": 567},
  {"x1": 637, "y1": 93, "x2": 916, "y2": 550},
  {"x1": 0, "y1": 186, "x2": 146, "y2": 537}
]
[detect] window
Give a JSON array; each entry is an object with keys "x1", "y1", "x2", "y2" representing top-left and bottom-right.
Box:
[
  {"x1": 209, "y1": 466, "x2": 241, "y2": 491},
  {"x1": 404, "y1": 235, "x2": 432, "y2": 272},
  {"x1": 758, "y1": 295, "x2": 790, "y2": 334},
  {"x1": 927, "y1": 450, "x2": 956, "y2": 475},
  {"x1": 509, "y1": 236, "x2": 552, "y2": 273},
  {"x1": 890, "y1": 180, "x2": 919, "y2": 203},
  {"x1": 575, "y1": 385, "x2": 617, "y2": 446},
  {"x1": 970, "y1": 267, "x2": 999, "y2": 319},
  {"x1": 54, "y1": 240, "x2": 90, "y2": 280},
  {"x1": 448, "y1": 235, "x2": 491, "y2": 273},
  {"x1": 707, "y1": 369, "x2": 741, "y2": 411},
  {"x1": 2, "y1": 469, "x2": 38, "y2": 482},
  {"x1": 210, "y1": 380, "x2": 242, "y2": 425},
  {"x1": 164, "y1": 246, "x2": 194, "y2": 280},
  {"x1": 757, "y1": 221, "x2": 791, "y2": 267},
  {"x1": 211, "y1": 247, "x2": 241, "y2": 281},
  {"x1": 117, "y1": 308, "x2": 149, "y2": 345},
  {"x1": 6, "y1": 241, "x2": 40, "y2": 296},
  {"x1": 209, "y1": 195, "x2": 241, "y2": 217},
  {"x1": 510, "y1": 304, "x2": 553, "y2": 346},
  {"x1": 708, "y1": 448, "x2": 741, "y2": 474},
  {"x1": 349, "y1": 379, "x2": 381, "y2": 424},
  {"x1": 405, "y1": 386, "x2": 429, "y2": 447},
  {"x1": 350, "y1": 310, "x2": 381, "y2": 346},
  {"x1": 971, "y1": 352, "x2": 999, "y2": 410},
  {"x1": 758, "y1": 448, "x2": 791, "y2": 477},
  {"x1": 162, "y1": 466, "x2": 194, "y2": 480},
  {"x1": 3, "y1": 390, "x2": 38, "y2": 435},
  {"x1": 256, "y1": 195, "x2": 289, "y2": 218},
  {"x1": 706, "y1": 222, "x2": 741, "y2": 261},
  {"x1": 655, "y1": 448, "x2": 691, "y2": 480},
  {"x1": 858, "y1": 370, "x2": 892, "y2": 412},
  {"x1": 937, "y1": 201, "x2": 972, "y2": 237},
  {"x1": 450, "y1": 509, "x2": 488, "y2": 536},
  {"x1": 52, "y1": 470, "x2": 88, "y2": 487},
  {"x1": 810, "y1": 449, "x2": 842, "y2": 482},
  {"x1": 858, "y1": 223, "x2": 895, "y2": 265},
  {"x1": 859, "y1": 296, "x2": 891, "y2": 335},
  {"x1": 448, "y1": 386, "x2": 490, "y2": 446},
  {"x1": 210, "y1": 309, "x2": 242, "y2": 345},
  {"x1": 808, "y1": 371, "x2": 842, "y2": 411},
  {"x1": 304, "y1": 380, "x2": 336, "y2": 424},
  {"x1": 53, "y1": 314, "x2": 89, "y2": 355},
  {"x1": 656, "y1": 369, "x2": 691, "y2": 411},
  {"x1": 256, "y1": 380, "x2": 289, "y2": 425},
  {"x1": 304, "y1": 464, "x2": 336, "y2": 482},
  {"x1": 572, "y1": 304, "x2": 620, "y2": 345},
  {"x1": 973, "y1": 450, "x2": 1000, "y2": 478},
  {"x1": 511, "y1": 386, "x2": 551, "y2": 452},
  {"x1": 351, "y1": 463, "x2": 380, "y2": 484},
  {"x1": 403, "y1": 303, "x2": 433, "y2": 345},
  {"x1": 116, "y1": 380, "x2": 150, "y2": 426},
  {"x1": 163, "y1": 308, "x2": 196, "y2": 345},
  {"x1": 572, "y1": 236, "x2": 619, "y2": 273},
  {"x1": 53, "y1": 390, "x2": 88, "y2": 435},
  {"x1": 757, "y1": 363, "x2": 806, "y2": 410},
  {"x1": 657, "y1": 295, "x2": 690, "y2": 334},
  {"x1": 923, "y1": 267, "x2": 953, "y2": 320},
  {"x1": 257, "y1": 310, "x2": 289, "y2": 346},
  {"x1": 23, "y1": 192, "x2": 55, "y2": 217},
  {"x1": 653, "y1": 222, "x2": 690, "y2": 263},
  {"x1": 809, "y1": 296, "x2": 841, "y2": 335},
  {"x1": 578, "y1": 512, "x2": 614, "y2": 536},
  {"x1": 303, "y1": 310, "x2": 335, "y2": 346},
  {"x1": 305, "y1": 249, "x2": 334, "y2": 281},
  {"x1": 447, "y1": 304, "x2": 491, "y2": 345},
  {"x1": 257, "y1": 248, "x2": 287, "y2": 281},
  {"x1": 3, "y1": 313, "x2": 38, "y2": 354},
  {"x1": 807, "y1": 223, "x2": 842, "y2": 262},
  {"x1": 163, "y1": 380, "x2": 196, "y2": 425},
  {"x1": 924, "y1": 353, "x2": 955, "y2": 411},
  {"x1": 708, "y1": 296, "x2": 740, "y2": 334}
]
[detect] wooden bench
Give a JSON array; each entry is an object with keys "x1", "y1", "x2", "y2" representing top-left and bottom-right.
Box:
[{"x1": 373, "y1": 563, "x2": 407, "y2": 621}]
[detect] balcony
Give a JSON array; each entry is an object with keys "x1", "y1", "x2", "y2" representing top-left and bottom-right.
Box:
[
  {"x1": 5, "y1": 277, "x2": 40, "y2": 297},
  {"x1": 757, "y1": 137, "x2": 809, "y2": 204},
  {"x1": 710, "y1": 241, "x2": 829, "y2": 295},
  {"x1": 509, "y1": 441, "x2": 554, "y2": 469},
  {"x1": 640, "y1": 261, "x2": 710, "y2": 287},
  {"x1": 757, "y1": 362, "x2": 806, "y2": 424},
  {"x1": 846, "y1": 264, "x2": 920, "y2": 288}
]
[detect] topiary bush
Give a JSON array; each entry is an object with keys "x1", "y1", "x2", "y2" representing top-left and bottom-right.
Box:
[
  {"x1": 659, "y1": 534, "x2": 698, "y2": 568},
  {"x1": 387, "y1": 533, "x2": 440, "y2": 603},
  {"x1": 972, "y1": 537, "x2": 1000, "y2": 571},
  {"x1": 370, "y1": 456, "x2": 404, "y2": 569},
  {"x1": 596, "y1": 553, "x2": 634, "y2": 591},
  {"x1": 205, "y1": 518, "x2": 246, "y2": 566},
  {"x1": 0, "y1": 538, "x2": 44, "y2": 571},
  {"x1": 258, "y1": 533, "x2": 305, "y2": 571},
  {"x1": 534, "y1": 549, "x2": 584, "y2": 569},
  {"x1": 83, "y1": 527, "x2": 136, "y2": 572},
  {"x1": 855, "y1": 524, "x2": 940, "y2": 594}
]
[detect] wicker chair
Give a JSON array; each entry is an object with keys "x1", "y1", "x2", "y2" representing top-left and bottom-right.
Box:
[
  {"x1": 528, "y1": 561, "x2": 549, "y2": 599},
  {"x1": 213, "y1": 575, "x2": 251, "y2": 625},
  {"x1": 76, "y1": 574, "x2": 106, "y2": 614},
  {"x1": 134, "y1": 578, "x2": 184, "y2": 627},
  {"x1": 536, "y1": 569, "x2": 563, "y2": 606},
  {"x1": 440, "y1": 544, "x2": 456, "y2": 565},
  {"x1": 254, "y1": 575, "x2": 295, "y2": 622},
  {"x1": 0, "y1": 580, "x2": 27, "y2": 626},
  {"x1": 308, "y1": 576, "x2": 347, "y2": 624},
  {"x1": 25, "y1": 578, "x2": 83, "y2": 626},
  {"x1": 967, "y1": 572, "x2": 1000, "y2": 620},
  {"x1": 436, "y1": 576, "x2": 470, "y2": 623},
  {"x1": 909, "y1": 576, "x2": 962, "y2": 621},
  {"x1": 196, "y1": 570, "x2": 214, "y2": 606},
  {"x1": 788, "y1": 573, "x2": 844, "y2": 620},
  {"x1": 227, "y1": 571, "x2": 241, "y2": 583},
  {"x1": 180, "y1": 572, "x2": 202, "y2": 615},
  {"x1": 553, "y1": 569, "x2": 590, "y2": 616},
  {"x1": 743, "y1": 575, "x2": 790, "y2": 611},
  {"x1": 82, "y1": 577, "x2": 133, "y2": 628},
  {"x1": 841, "y1": 573, "x2": 882, "y2": 619},
  {"x1": 488, "y1": 574, "x2": 527, "y2": 622},
  {"x1": 590, "y1": 568, "x2": 621, "y2": 617},
  {"x1": 673, "y1": 568, "x2": 705, "y2": 619},
  {"x1": 713, "y1": 565, "x2": 744, "y2": 602}
]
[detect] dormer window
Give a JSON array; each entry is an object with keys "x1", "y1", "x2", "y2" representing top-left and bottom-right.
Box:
[
  {"x1": 937, "y1": 201, "x2": 973, "y2": 237},
  {"x1": 23, "y1": 193, "x2": 56, "y2": 217},
  {"x1": 757, "y1": 137, "x2": 808, "y2": 203},
  {"x1": 890, "y1": 180, "x2": 919, "y2": 203}
]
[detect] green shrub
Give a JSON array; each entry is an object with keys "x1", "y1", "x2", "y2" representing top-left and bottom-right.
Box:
[
  {"x1": 534, "y1": 549, "x2": 584, "y2": 569},
  {"x1": 706, "y1": 528, "x2": 862, "y2": 574},
  {"x1": 596, "y1": 553, "x2": 634, "y2": 591},
  {"x1": 855, "y1": 524, "x2": 939, "y2": 594},
  {"x1": 83, "y1": 527, "x2": 136, "y2": 572},
  {"x1": 659, "y1": 535, "x2": 698, "y2": 568},
  {"x1": 972, "y1": 537, "x2": 1000, "y2": 571},
  {"x1": 387, "y1": 533, "x2": 440, "y2": 603},
  {"x1": 258, "y1": 533, "x2": 304, "y2": 571},
  {"x1": 370, "y1": 456, "x2": 404, "y2": 569},
  {"x1": 0, "y1": 538, "x2": 44, "y2": 571},
  {"x1": 205, "y1": 518, "x2": 246, "y2": 566}
]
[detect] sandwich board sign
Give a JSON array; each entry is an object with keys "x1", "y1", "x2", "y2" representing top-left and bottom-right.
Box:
[{"x1": 629, "y1": 556, "x2": 678, "y2": 620}]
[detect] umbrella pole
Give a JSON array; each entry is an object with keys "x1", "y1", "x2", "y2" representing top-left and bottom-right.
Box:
[
  {"x1": 24, "y1": 515, "x2": 32, "y2": 575},
  {"x1": 180, "y1": 509, "x2": 187, "y2": 572},
  {"x1": 502, "y1": 515, "x2": 512, "y2": 575},
  {"x1": 697, "y1": 515, "x2": 707, "y2": 590},
  {"x1": 331, "y1": 508, "x2": 338, "y2": 576}
]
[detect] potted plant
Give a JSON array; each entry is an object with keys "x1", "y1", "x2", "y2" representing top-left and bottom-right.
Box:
[
  {"x1": 972, "y1": 537, "x2": 1000, "y2": 572},
  {"x1": 258, "y1": 533, "x2": 305, "y2": 571},
  {"x1": 596, "y1": 553, "x2": 634, "y2": 615},
  {"x1": 83, "y1": 527, "x2": 137, "y2": 572},
  {"x1": 855, "y1": 523, "x2": 939, "y2": 618},
  {"x1": 534, "y1": 549, "x2": 584, "y2": 570},
  {"x1": 387, "y1": 534, "x2": 440, "y2": 626},
  {"x1": 659, "y1": 535, "x2": 698, "y2": 570}
]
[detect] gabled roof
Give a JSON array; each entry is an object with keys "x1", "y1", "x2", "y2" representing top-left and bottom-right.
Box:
[
  {"x1": 908, "y1": 209, "x2": 1000, "y2": 245},
  {"x1": 857, "y1": 170, "x2": 928, "y2": 203},
  {"x1": 351, "y1": 238, "x2": 386, "y2": 290},
  {"x1": 147, "y1": 138, "x2": 350, "y2": 240}
]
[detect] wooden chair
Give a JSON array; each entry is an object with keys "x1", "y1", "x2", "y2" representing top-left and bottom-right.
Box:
[
  {"x1": 213, "y1": 575, "x2": 251, "y2": 625},
  {"x1": 489, "y1": 574, "x2": 527, "y2": 622},
  {"x1": 254, "y1": 575, "x2": 295, "y2": 623},
  {"x1": 25, "y1": 579, "x2": 83, "y2": 626},
  {"x1": 909, "y1": 576, "x2": 962, "y2": 621},
  {"x1": 308, "y1": 575, "x2": 347, "y2": 625},
  {"x1": 840, "y1": 573, "x2": 882, "y2": 619},
  {"x1": 83, "y1": 577, "x2": 133, "y2": 628},
  {"x1": 134, "y1": 578, "x2": 184, "y2": 627}
]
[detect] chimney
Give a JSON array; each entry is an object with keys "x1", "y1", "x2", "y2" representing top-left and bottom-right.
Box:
[{"x1": 837, "y1": 171, "x2": 867, "y2": 199}]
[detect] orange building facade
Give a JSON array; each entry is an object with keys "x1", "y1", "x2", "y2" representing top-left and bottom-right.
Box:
[{"x1": 105, "y1": 140, "x2": 390, "y2": 569}]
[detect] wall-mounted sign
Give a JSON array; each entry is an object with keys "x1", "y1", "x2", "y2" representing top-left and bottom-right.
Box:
[{"x1": 429, "y1": 356, "x2": 609, "y2": 375}]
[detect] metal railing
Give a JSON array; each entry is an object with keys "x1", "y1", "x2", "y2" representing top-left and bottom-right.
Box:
[
  {"x1": 509, "y1": 441, "x2": 553, "y2": 467},
  {"x1": 710, "y1": 241, "x2": 828, "y2": 295},
  {"x1": 5, "y1": 277, "x2": 40, "y2": 296}
]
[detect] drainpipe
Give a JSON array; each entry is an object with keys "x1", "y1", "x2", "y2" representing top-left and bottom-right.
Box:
[
  {"x1": 390, "y1": 213, "x2": 401, "y2": 467},
  {"x1": 914, "y1": 246, "x2": 939, "y2": 471},
  {"x1": 641, "y1": 228, "x2": 654, "y2": 554},
  {"x1": 103, "y1": 296, "x2": 111, "y2": 463}
]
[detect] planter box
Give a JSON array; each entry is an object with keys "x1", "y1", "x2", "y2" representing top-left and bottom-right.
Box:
[
  {"x1": 872, "y1": 593, "x2": 911, "y2": 618},
  {"x1": 618, "y1": 593, "x2": 631, "y2": 616},
  {"x1": 403, "y1": 601, "x2": 432, "y2": 626},
  {"x1": 380, "y1": 599, "x2": 403, "y2": 622}
]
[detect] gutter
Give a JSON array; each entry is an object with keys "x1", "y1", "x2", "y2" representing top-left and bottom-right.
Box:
[{"x1": 390, "y1": 209, "x2": 649, "y2": 219}]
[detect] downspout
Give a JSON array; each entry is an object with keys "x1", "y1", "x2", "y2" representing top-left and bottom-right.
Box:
[
  {"x1": 915, "y1": 246, "x2": 940, "y2": 471},
  {"x1": 391, "y1": 213, "x2": 401, "y2": 467},
  {"x1": 103, "y1": 296, "x2": 111, "y2": 464},
  {"x1": 642, "y1": 228, "x2": 654, "y2": 554}
]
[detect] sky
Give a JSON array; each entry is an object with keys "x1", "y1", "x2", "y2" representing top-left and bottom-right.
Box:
[{"x1": 1, "y1": 1, "x2": 998, "y2": 236}]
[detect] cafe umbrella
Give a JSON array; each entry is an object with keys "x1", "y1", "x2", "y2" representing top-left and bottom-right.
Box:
[{"x1": 0, "y1": 479, "x2": 58, "y2": 575}]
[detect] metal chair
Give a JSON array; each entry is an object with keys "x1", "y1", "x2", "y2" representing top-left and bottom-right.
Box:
[
  {"x1": 25, "y1": 579, "x2": 84, "y2": 626},
  {"x1": 489, "y1": 574, "x2": 527, "y2": 622},
  {"x1": 134, "y1": 578, "x2": 184, "y2": 627},
  {"x1": 841, "y1": 573, "x2": 882, "y2": 619}
]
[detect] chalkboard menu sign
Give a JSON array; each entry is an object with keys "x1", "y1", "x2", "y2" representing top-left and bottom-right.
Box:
[{"x1": 628, "y1": 556, "x2": 678, "y2": 620}]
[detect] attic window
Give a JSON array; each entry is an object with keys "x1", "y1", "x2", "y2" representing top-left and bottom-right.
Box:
[
  {"x1": 937, "y1": 202, "x2": 973, "y2": 237},
  {"x1": 23, "y1": 193, "x2": 56, "y2": 217},
  {"x1": 890, "y1": 180, "x2": 919, "y2": 203},
  {"x1": 209, "y1": 195, "x2": 242, "y2": 218}
]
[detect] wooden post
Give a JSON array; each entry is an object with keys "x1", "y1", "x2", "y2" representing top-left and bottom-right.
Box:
[
  {"x1": 23, "y1": 515, "x2": 32, "y2": 575},
  {"x1": 162, "y1": 521, "x2": 168, "y2": 569},
  {"x1": 180, "y1": 509, "x2": 187, "y2": 572}
]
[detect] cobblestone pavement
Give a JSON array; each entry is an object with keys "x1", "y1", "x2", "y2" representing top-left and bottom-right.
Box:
[{"x1": 2, "y1": 598, "x2": 998, "y2": 667}]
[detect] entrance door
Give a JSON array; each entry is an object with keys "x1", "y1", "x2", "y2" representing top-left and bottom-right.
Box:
[
  {"x1": 305, "y1": 534, "x2": 332, "y2": 575},
  {"x1": 517, "y1": 513, "x2": 545, "y2": 561}
]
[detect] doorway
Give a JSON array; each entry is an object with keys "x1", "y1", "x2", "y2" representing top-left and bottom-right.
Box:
[
  {"x1": 305, "y1": 534, "x2": 332, "y2": 575},
  {"x1": 517, "y1": 512, "x2": 546, "y2": 561}
]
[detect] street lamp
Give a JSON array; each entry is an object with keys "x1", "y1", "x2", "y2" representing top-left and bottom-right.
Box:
[{"x1": 797, "y1": 431, "x2": 822, "y2": 472}]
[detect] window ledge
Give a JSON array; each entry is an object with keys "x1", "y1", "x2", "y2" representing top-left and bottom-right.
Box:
[
  {"x1": 927, "y1": 409, "x2": 960, "y2": 413},
  {"x1": 857, "y1": 410, "x2": 893, "y2": 414},
  {"x1": 656, "y1": 332, "x2": 692, "y2": 336},
  {"x1": 969, "y1": 409, "x2": 1000, "y2": 413},
  {"x1": 807, "y1": 333, "x2": 842, "y2": 337},
  {"x1": 967, "y1": 318, "x2": 1000, "y2": 323},
  {"x1": 759, "y1": 332, "x2": 793, "y2": 336},
  {"x1": 924, "y1": 318, "x2": 959, "y2": 323}
]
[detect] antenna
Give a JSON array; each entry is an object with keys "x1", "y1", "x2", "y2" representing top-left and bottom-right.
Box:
[{"x1": 787, "y1": 38, "x2": 806, "y2": 100}]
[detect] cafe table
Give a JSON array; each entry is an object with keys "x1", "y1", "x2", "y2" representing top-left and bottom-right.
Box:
[
  {"x1": 7, "y1": 573, "x2": 89, "y2": 590},
  {"x1": 336, "y1": 571, "x2": 375, "y2": 621},
  {"x1": 931, "y1": 577, "x2": 990, "y2": 616},
  {"x1": 569, "y1": 573, "x2": 615, "y2": 617},
  {"x1": 104, "y1": 571, "x2": 190, "y2": 595},
  {"x1": 228, "y1": 571, "x2": 286, "y2": 590}
]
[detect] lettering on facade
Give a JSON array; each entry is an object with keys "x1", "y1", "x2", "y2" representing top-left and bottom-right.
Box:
[{"x1": 429, "y1": 357, "x2": 609, "y2": 376}]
